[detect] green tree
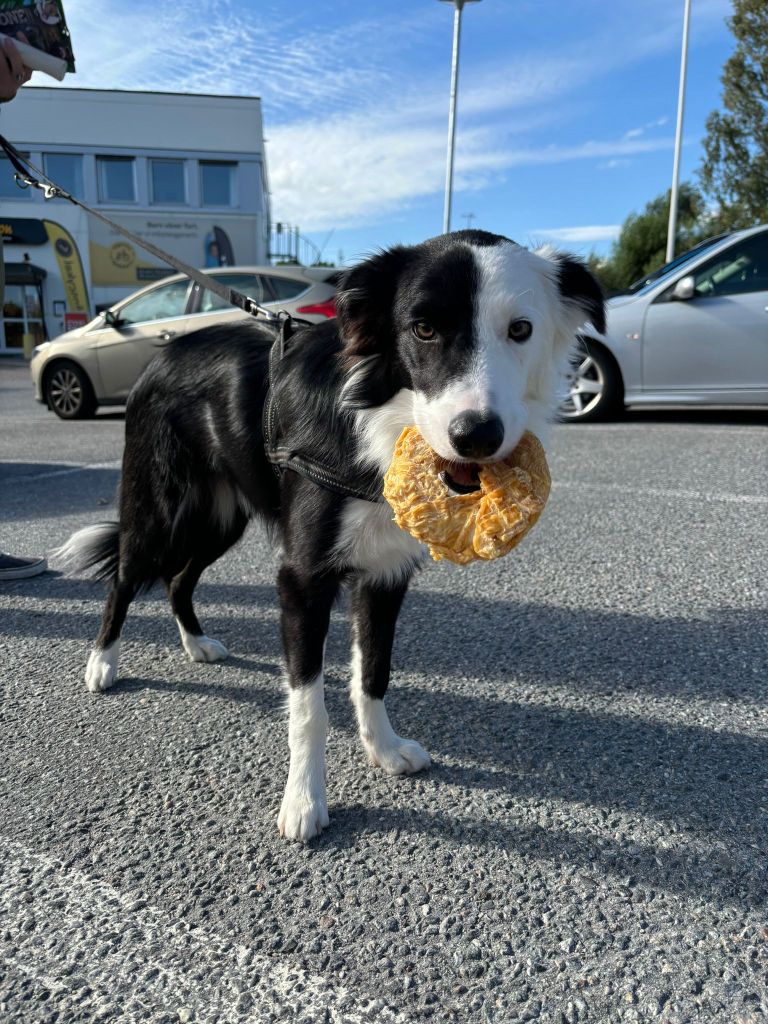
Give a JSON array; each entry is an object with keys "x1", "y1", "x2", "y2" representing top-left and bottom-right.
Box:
[
  {"x1": 699, "y1": 0, "x2": 768, "y2": 229},
  {"x1": 589, "y1": 184, "x2": 708, "y2": 294}
]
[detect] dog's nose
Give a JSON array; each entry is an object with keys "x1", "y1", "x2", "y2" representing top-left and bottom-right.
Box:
[{"x1": 448, "y1": 411, "x2": 504, "y2": 459}]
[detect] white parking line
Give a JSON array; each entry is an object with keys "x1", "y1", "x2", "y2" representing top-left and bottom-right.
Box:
[
  {"x1": 0, "y1": 839, "x2": 405, "y2": 1024},
  {"x1": 0, "y1": 459, "x2": 121, "y2": 482},
  {"x1": 554, "y1": 479, "x2": 768, "y2": 505}
]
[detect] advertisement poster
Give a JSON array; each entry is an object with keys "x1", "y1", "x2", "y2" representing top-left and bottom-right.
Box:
[{"x1": 88, "y1": 213, "x2": 260, "y2": 287}]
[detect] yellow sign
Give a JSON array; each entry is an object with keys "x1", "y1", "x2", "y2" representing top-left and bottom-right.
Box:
[{"x1": 43, "y1": 220, "x2": 90, "y2": 315}]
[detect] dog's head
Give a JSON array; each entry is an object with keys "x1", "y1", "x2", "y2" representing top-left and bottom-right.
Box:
[{"x1": 337, "y1": 230, "x2": 604, "y2": 469}]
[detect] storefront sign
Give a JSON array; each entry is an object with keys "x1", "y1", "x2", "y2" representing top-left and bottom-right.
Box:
[
  {"x1": 64, "y1": 312, "x2": 89, "y2": 330},
  {"x1": 0, "y1": 218, "x2": 49, "y2": 246}
]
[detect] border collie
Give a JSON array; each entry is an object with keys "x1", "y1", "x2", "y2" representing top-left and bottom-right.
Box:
[{"x1": 60, "y1": 230, "x2": 604, "y2": 841}]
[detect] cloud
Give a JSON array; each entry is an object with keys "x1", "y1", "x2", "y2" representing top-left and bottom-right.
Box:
[{"x1": 530, "y1": 225, "x2": 622, "y2": 244}]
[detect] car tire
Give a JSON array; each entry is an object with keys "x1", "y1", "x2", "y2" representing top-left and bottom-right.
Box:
[
  {"x1": 44, "y1": 361, "x2": 98, "y2": 420},
  {"x1": 559, "y1": 337, "x2": 623, "y2": 422}
]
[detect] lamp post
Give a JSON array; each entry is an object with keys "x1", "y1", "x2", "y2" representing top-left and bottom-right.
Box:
[
  {"x1": 438, "y1": 0, "x2": 481, "y2": 234},
  {"x1": 666, "y1": 0, "x2": 692, "y2": 263}
]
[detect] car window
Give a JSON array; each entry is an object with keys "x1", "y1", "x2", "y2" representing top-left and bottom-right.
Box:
[
  {"x1": 691, "y1": 233, "x2": 768, "y2": 298},
  {"x1": 197, "y1": 273, "x2": 266, "y2": 313},
  {"x1": 117, "y1": 280, "x2": 190, "y2": 325},
  {"x1": 266, "y1": 275, "x2": 308, "y2": 301}
]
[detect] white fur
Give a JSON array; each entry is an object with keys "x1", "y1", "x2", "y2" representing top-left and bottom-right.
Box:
[
  {"x1": 175, "y1": 619, "x2": 229, "y2": 663},
  {"x1": 85, "y1": 641, "x2": 120, "y2": 693},
  {"x1": 351, "y1": 387, "x2": 416, "y2": 476},
  {"x1": 349, "y1": 639, "x2": 431, "y2": 774},
  {"x1": 54, "y1": 523, "x2": 116, "y2": 571},
  {"x1": 278, "y1": 676, "x2": 329, "y2": 841},
  {"x1": 333, "y1": 498, "x2": 425, "y2": 585}
]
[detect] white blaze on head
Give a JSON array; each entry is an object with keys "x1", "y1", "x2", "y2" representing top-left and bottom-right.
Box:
[{"x1": 414, "y1": 241, "x2": 564, "y2": 461}]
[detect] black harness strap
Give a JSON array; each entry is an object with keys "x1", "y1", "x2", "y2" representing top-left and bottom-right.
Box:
[{"x1": 263, "y1": 321, "x2": 384, "y2": 504}]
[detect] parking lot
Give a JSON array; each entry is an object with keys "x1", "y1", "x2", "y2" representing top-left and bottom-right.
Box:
[{"x1": 1, "y1": 357, "x2": 767, "y2": 1023}]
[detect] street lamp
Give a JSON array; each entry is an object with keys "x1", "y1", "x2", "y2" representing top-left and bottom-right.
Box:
[
  {"x1": 666, "y1": 0, "x2": 692, "y2": 263},
  {"x1": 438, "y1": 0, "x2": 481, "y2": 234}
]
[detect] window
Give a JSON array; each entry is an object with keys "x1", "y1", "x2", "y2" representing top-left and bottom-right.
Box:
[
  {"x1": 150, "y1": 159, "x2": 186, "y2": 205},
  {"x1": 196, "y1": 273, "x2": 265, "y2": 313},
  {"x1": 201, "y1": 161, "x2": 236, "y2": 206},
  {"x1": 266, "y1": 275, "x2": 308, "y2": 301},
  {"x1": 691, "y1": 233, "x2": 768, "y2": 298},
  {"x1": 44, "y1": 154, "x2": 83, "y2": 198},
  {"x1": 97, "y1": 156, "x2": 135, "y2": 202},
  {"x1": 0, "y1": 154, "x2": 31, "y2": 199},
  {"x1": 116, "y1": 279, "x2": 190, "y2": 325}
]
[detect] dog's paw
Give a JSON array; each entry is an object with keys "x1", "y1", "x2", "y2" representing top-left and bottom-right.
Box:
[
  {"x1": 366, "y1": 736, "x2": 431, "y2": 776},
  {"x1": 84, "y1": 644, "x2": 119, "y2": 694},
  {"x1": 182, "y1": 634, "x2": 229, "y2": 664},
  {"x1": 278, "y1": 781, "x2": 329, "y2": 842}
]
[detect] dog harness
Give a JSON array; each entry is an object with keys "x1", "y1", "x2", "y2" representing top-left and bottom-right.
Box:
[{"x1": 262, "y1": 317, "x2": 384, "y2": 504}]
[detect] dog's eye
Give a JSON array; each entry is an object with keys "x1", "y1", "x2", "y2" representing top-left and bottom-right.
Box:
[
  {"x1": 508, "y1": 319, "x2": 533, "y2": 343},
  {"x1": 412, "y1": 321, "x2": 437, "y2": 342}
]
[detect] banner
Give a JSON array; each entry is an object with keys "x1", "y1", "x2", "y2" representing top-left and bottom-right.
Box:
[{"x1": 43, "y1": 219, "x2": 89, "y2": 316}]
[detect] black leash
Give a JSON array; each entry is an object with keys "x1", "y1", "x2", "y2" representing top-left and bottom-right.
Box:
[{"x1": 0, "y1": 132, "x2": 303, "y2": 324}]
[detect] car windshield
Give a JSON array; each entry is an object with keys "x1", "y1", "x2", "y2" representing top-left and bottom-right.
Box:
[{"x1": 625, "y1": 234, "x2": 730, "y2": 296}]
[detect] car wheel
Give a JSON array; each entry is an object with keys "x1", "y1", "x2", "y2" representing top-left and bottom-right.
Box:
[
  {"x1": 45, "y1": 361, "x2": 97, "y2": 420},
  {"x1": 559, "y1": 338, "x2": 623, "y2": 422}
]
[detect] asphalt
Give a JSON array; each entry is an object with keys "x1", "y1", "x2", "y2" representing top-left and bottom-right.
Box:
[{"x1": 1, "y1": 358, "x2": 767, "y2": 1024}]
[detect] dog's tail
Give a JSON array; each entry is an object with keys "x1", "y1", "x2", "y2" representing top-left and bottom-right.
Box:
[{"x1": 54, "y1": 522, "x2": 120, "y2": 582}]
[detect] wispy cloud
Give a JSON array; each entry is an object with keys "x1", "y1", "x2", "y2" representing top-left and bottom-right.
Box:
[{"x1": 530, "y1": 225, "x2": 621, "y2": 244}]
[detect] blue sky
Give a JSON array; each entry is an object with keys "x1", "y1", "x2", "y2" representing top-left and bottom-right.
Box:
[{"x1": 49, "y1": 0, "x2": 734, "y2": 265}]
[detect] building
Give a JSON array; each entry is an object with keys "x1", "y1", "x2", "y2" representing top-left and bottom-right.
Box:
[{"x1": 0, "y1": 87, "x2": 269, "y2": 354}]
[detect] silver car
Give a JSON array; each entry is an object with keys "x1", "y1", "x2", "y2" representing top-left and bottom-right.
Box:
[
  {"x1": 560, "y1": 224, "x2": 768, "y2": 420},
  {"x1": 30, "y1": 265, "x2": 338, "y2": 419}
]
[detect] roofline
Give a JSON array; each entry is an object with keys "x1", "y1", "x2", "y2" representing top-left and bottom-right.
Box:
[{"x1": 25, "y1": 85, "x2": 262, "y2": 101}]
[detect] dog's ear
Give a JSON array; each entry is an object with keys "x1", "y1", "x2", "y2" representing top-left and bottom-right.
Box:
[
  {"x1": 553, "y1": 253, "x2": 606, "y2": 335},
  {"x1": 336, "y1": 247, "x2": 412, "y2": 361}
]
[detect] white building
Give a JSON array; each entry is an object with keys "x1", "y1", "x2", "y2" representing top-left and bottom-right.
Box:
[{"x1": 0, "y1": 87, "x2": 269, "y2": 353}]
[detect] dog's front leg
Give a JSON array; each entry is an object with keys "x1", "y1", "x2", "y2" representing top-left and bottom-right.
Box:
[
  {"x1": 349, "y1": 578, "x2": 431, "y2": 775},
  {"x1": 277, "y1": 564, "x2": 339, "y2": 841}
]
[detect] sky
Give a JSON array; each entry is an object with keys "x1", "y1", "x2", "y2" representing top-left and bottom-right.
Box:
[{"x1": 42, "y1": 0, "x2": 735, "y2": 266}]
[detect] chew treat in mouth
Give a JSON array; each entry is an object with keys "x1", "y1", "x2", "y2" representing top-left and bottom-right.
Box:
[{"x1": 383, "y1": 427, "x2": 551, "y2": 565}]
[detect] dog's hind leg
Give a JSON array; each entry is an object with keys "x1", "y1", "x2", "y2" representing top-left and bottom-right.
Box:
[
  {"x1": 167, "y1": 490, "x2": 248, "y2": 663},
  {"x1": 85, "y1": 579, "x2": 136, "y2": 694},
  {"x1": 277, "y1": 563, "x2": 340, "y2": 842},
  {"x1": 348, "y1": 578, "x2": 431, "y2": 775}
]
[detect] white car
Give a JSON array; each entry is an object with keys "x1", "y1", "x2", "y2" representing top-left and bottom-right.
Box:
[{"x1": 560, "y1": 224, "x2": 768, "y2": 420}]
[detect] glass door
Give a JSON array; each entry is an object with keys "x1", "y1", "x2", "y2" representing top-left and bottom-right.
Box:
[{"x1": 1, "y1": 283, "x2": 45, "y2": 352}]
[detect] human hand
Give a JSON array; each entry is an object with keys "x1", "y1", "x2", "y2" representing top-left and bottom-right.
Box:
[{"x1": 0, "y1": 36, "x2": 33, "y2": 103}]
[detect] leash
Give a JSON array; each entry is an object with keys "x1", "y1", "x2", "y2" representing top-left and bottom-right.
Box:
[
  {"x1": 0, "y1": 135, "x2": 384, "y2": 502},
  {"x1": 0, "y1": 132, "x2": 303, "y2": 324}
]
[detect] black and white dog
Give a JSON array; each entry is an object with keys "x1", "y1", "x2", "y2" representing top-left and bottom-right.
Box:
[{"x1": 61, "y1": 230, "x2": 604, "y2": 841}]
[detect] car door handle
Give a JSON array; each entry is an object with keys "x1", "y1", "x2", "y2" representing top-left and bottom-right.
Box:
[{"x1": 154, "y1": 329, "x2": 177, "y2": 343}]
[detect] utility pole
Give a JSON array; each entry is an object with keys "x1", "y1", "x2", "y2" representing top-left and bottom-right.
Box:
[
  {"x1": 438, "y1": 0, "x2": 481, "y2": 234},
  {"x1": 666, "y1": 0, "x2": 692, "y2": 263}
]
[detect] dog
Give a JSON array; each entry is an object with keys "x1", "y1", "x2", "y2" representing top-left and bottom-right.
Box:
[{"x1": 60, "y1": 229, "x2": 604, "y2": 841}]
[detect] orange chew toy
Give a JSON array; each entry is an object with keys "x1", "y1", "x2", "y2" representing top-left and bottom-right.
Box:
[{"x1": 383, "y1": 428, "x2": 551, "y2": 565}]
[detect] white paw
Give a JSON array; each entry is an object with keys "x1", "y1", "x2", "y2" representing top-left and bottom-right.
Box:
[
  {"x1": 278, "y1": 779, "x2": 329, "y2": 842},
  {"x1": 84, "y1": 643, "x2": 119, "y2": 694},
  {"x1": 183, "y1": 634, "x2": 229, "y2": 663},
  {"x1": 366, "y1": 735, "x2": 431, "y2": 775}
]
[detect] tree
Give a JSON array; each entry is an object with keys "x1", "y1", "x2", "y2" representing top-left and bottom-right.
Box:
[
  {"x1": 699, "y1": 0, "x2": 768, "y2": 229},
  {"x1": 589, "y1": 184, "x2": 708, "y2": 294}
]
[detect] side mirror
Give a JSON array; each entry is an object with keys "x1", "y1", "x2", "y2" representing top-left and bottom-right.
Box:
[
  {"x1": 672, "y1": 275, "x2": 695, "y2": 301},
  {"x1": 104, "y1": 309, "x2": 124, "y2": 328}
]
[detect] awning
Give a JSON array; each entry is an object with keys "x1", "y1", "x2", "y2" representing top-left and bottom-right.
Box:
[{"x1": 5, "y1": 262, "x2": 47, "y2": 285}]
